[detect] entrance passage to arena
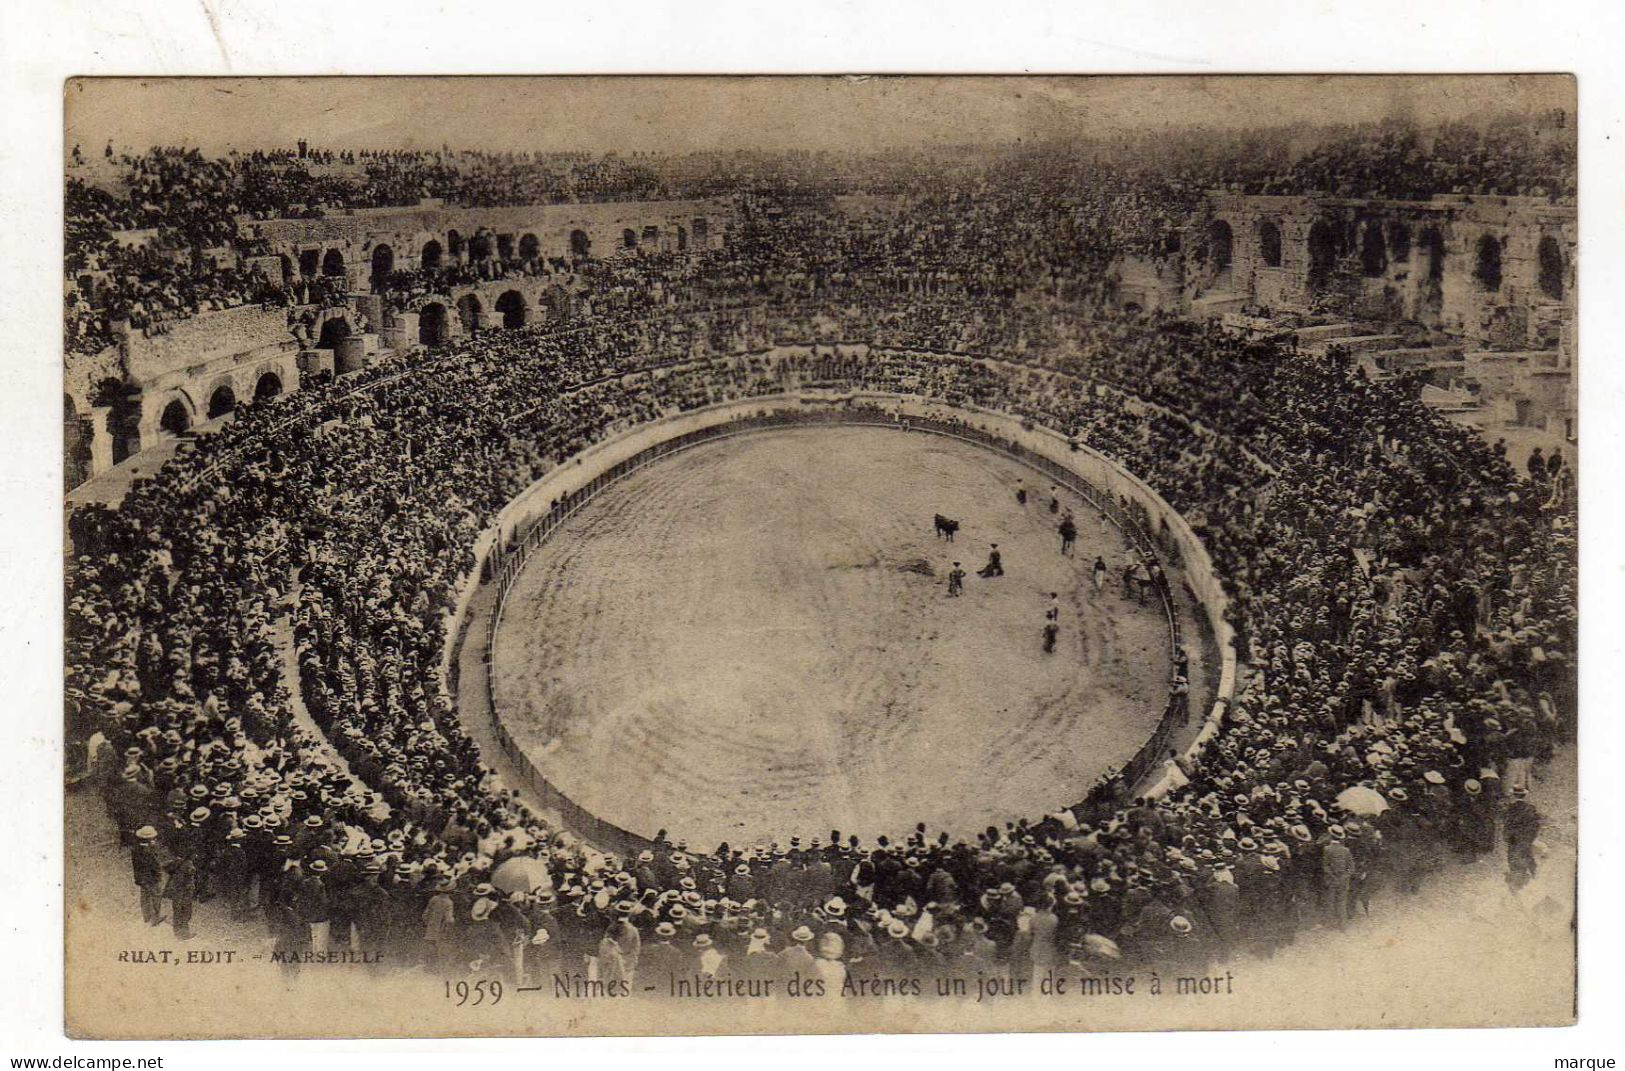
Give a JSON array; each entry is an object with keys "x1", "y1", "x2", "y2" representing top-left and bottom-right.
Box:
[
  {"x1": 317, "y1": 316, "x2": 351, "y2": 349},
  {"x1": 159, "y1": 398, "x2": 192, "y2": 437},
  {"x1": 1538, "y1": 235, "x2": 1565, "y2": 301},
  {"x1": 370, "y1": 244, "x2": 394, "y2": 291},
  {"x1": 1360, "y1": 222, "x2": 1387, "y2": 277},
  {"x1": 1256, "y1": 221, "x2": 1282, "y2": 268},
  {"x1": 457, "y1": 294, "x2": 485, "y2": 333},
  {"x1": 496, "y1": 290, "x2": 527, "y2": 329},
  {"x1": 206, "y1": 384, "x2": 236, "y2": 420},
  {"x1": 1207, "y1": 220, "x2": 1233, "y2": 280},
  {"x1": 1474, "y1": 234, "x2": 1504, "y2": 293},
  {"x1": 1307, "y1": 220, "x2": 1340, "y2": 293},
  {"x1": 418, "y1": 303, "x2": 450, "y2": 346},
  {"x1": 255, "y1": 372, "x2": 283, "y2": 401}
]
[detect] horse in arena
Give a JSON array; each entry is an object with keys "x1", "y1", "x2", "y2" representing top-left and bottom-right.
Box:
[{"x1": 933, "y1": 514, "x2": 960, "y2": 541}]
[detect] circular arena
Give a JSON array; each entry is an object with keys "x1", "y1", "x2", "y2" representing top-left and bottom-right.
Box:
[
  {"x1": 489, "y1": 423, "x2": 1172, "y2": 848},
  {"x1": 62, "y1": 102, "x2": 1577, "y2": 1034}
]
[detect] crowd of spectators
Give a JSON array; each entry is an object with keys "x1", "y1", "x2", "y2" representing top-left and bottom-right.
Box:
[
  {"x1": 67, "y1": 225, "x2": 1575, "y2": 989},
  {"x1": 65, "y1": 112, "x2": 1575, "y2": 357}
]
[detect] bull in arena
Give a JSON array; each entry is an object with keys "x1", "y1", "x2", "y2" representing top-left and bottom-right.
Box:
[{"x1": 933, "y1": 514, "x2": 960, "y2": 541}]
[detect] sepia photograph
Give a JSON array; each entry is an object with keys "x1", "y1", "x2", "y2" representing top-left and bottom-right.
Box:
[{"x1": 50, "y1": 71, "x2": 1583, "y2": 1041}]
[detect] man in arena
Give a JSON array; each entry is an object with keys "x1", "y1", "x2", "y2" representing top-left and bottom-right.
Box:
[{"x1": 977, "y1": 543, "x2": 1004, "y2": 578}]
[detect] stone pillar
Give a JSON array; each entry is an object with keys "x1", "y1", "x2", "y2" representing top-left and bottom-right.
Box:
[
  {"x1": 88, "y1": 406, "x2": 115, "y2": 477},
  {"x1": 335, "y1": 337, "x2": 368, "y2": 375},
  {"x1": 383, "y1": 314, "x2": 416, "y2": 351}
]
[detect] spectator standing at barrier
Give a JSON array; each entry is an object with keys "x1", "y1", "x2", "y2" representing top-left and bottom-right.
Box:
[
  {"x1": 1504, "y1": 785, "x2": 1543, "y2": 890},
  {"x1": 132, "y1": 825, "x2": 163, "y2": 926}
]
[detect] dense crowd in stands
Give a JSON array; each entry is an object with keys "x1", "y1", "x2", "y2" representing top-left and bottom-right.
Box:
[
  {"x1": 65, "y1": 112, "x2": 1575, "y2": 356},
  {"x1": 67, "y1": 225, "x2": 1575, "y2": 986}
]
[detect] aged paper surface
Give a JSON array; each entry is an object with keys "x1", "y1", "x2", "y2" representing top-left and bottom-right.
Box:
[{"x1": 62, "y1": 75, "x2": 1577, "y2": 1038}]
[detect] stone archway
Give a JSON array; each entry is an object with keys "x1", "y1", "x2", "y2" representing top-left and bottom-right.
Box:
[
  {"x1": 448, "y1": 230, "x2": 465, "y2": 260},
  {"x1": 1307, "y1": 220, "x2": 1339, "y2": 294},
  {"x1": 1257, "y1": 221, "x2": 1282, "y2": 268},
  {"x1": 1474, "y1": 234, "x2": 1504, "y2": 293},
  {"x1": 1359, "y1": 222, "x2": 1387, "y2": 277},
  {"x1": 570, "y1": 229, "x2": 592, "y2": 258},
  {"x1": 1206, "y1": 220, "x2": 1234, "y2": 287},
  {"x1": 207, "y1": 383, "x2": 237, "y2": 420},
  {"x1": 420, "y1": 239, "x2": 443, "y2": 271},
  {"x1": 1538, "y1": 235, "x2": 1565, "y2": 301},
  {"x1": 370, "y1": 244, "x2": 395, "y2": 291},
  {"x1": 519, "y1": 233, "x2": 541, "y2": 262},
  {"x1": 159, "y1": 396, "x2": 194, "y2": 438},
  {"x1": 496, "y1": 289, "x2": 527, "y2": 329},
  {"x1": 317, "y1": 315, "x2": 352, "y2": 349},
  {"x1": 321, "y1": 248, "x2": 346, "y2": 277},
  {"x1": 622, "y1": 228, "x2": 638, "y2": 251},
  {"x1": 255, "y1": 371, "x2": 284, "y2": 401},
  {"x1": 456, "y1": 293, "x2": 485, "y2": 333},
  {"x1": 418, "y1": 302, "x2": 450, "y2": 346}
]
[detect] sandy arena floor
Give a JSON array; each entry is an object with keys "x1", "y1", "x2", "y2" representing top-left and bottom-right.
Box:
[{"x1": 490, "y1": 426, "x2": 1172, "y2": 849}]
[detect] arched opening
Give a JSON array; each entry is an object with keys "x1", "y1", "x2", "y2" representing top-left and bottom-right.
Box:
[
  {"x1": 1388, "y1": 222, "x2": 1411, "y2": 264},
  {"x1": 159, "y1": 398, "x2": 192, "y2": 438},
  {"x1": 370, "y1": 244, "x2": 394, "y2": 291},
  {"x1": 1360, "y1": 223, "x2": 1387, "y2": 277},
  {"x1": 469, "y1": 232, "x2": 493, "y2": 260},
  {"x1": 316, "y1": 316, "x2": 352, "y2": 349},
  {"x1": 496, "y1": 290, "x2": 527, "y2": 329},
  {"x1": 420, "y1": 239, "x2": 443, "y2": 271},
  {"x1": 570, "y1": 229, "x2": 591, "y2": 257},
  {"x1": 418, "y1": 303, "x2": 449, "y2": 346},
  {"x1": 1538, "y1": 235, "x2": 1565, "y2": 301},
  {"x1": 299, "y1": 249, "x2": 321, "y2": 277},
  {"x1": 64, "y1": 395, "x2": 93, "y2": 491},
  {"x1": 207, "y1": 384, "x2": 236, "y2": 420},
  {"x1": 692, "y1": 217, "x2": 709, "y2": 247},
  {"x1": 277, "y1": 254, "x2": 294, "y2": 285},
  {"x1": 622, "y1": 228, "x2": 638, "y2": 250},
  {"x1": 1307, "y1": 220, "x2": 1339, "y2": 294},
  {"x1": 519, "y1": 233, "x2": 541, "y2": 262},
  {"x1": 254, "y1": 372, "x2": 283, "y2": 401},
  {"x1": 1208, "y1": 220, "x2": 1233, "y2": 271},
  {"x1": 675, "y1": 225, "x2": 689, "y2": 252},
  {"x1": 1418, "y1": 226, "x2": 1446, "y2": 316},
  {"x1": 1257, "y1": 221, "x2": 1282, "y2": 268},
  {"x1": 1474, "y1": 234, "x2": 1503, "y2": 292},
  {"x1": 641, "y1": 225, "x2": 660, "y2": 248},
  {"x1": 1423, "y1": 227, "x2": 1446, "y2": 281},
  {"x1": 321, "y1": 248, "x2": 346, "y2": 277},
  {"x1": 496, "y1": 234, "x2": 515, "y2": 261},
  {"x1": 448, "y1": 230, "x2": 464, "y2": 260},
  {"x1": 456, "y1": 293, "x2": 484, "y2": 333}
]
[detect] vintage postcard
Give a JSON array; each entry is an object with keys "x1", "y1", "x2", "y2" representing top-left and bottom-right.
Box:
[{"x1": 62, "y1": 74, "x2": 1577, "y2": 1038}]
